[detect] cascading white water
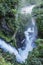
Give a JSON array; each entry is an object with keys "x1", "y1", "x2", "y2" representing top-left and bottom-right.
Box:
[
  {"x1": 0, "y1": 5, "x2": 37, "y2": 63},
  {"x1": 16, "y1": 5, "x2": 37, "y2": 63}
]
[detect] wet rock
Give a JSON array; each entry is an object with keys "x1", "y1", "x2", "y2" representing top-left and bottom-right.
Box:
[{"x1": 15, "y1": 31, "x2": 26, "y2": 49}]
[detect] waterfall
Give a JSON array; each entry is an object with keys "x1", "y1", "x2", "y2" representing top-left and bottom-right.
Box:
[
  {"x1": 0, "y1": 5, "x2": 37, "y2": 63},
  {"x1": 16, "y1": 5, "x2": 37, "y2": 63}
]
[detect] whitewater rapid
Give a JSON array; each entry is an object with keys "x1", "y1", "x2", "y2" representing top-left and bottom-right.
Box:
[{"x1": 0, "y1": 5, "x2": 37, "y2": 63}]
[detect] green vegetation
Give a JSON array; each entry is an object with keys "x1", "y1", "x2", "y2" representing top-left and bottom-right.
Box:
[
  {"x1": 0, "y1": 0, "x2": 43, "y2": 65},
  {"x1": 0, "y1": 0, "x2": 19, "y2": 48},
  {"x1": 0, "y1": 56, "x2": 13, "y2": 65},
  {"x1": 17, "y1": 13, "x2": 32, "y2": 32},
  {"x1": 32, "y1": 2, "x2": 43, "y2": 38}
]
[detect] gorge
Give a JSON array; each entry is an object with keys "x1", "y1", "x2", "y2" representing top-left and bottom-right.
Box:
[{"x1": 0, "y1": 5, "x2": 37, "y2": 63}]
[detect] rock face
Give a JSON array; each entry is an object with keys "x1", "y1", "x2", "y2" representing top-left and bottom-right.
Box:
[
  {"x1": 0, "y1": 19, "x2": 14, "y2": 35},
  {"x1": 32, "y1": 3, "x2": 43, "y2": 38},
  {"x1": 15, "y1": 31, "x2": 26, "y2": 49}
]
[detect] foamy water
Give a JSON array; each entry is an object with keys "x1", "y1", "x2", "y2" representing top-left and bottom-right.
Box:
[{"x1": 21, "y1": 5, "x2": 35, "y2": 14}]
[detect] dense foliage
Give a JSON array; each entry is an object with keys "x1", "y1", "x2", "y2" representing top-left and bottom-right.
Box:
[
  {"x1": 0, "y1": 0, "x2": 18, "y2": 43},
  {"x1": 0, "y1": 56, "x2": 13, "y2": 65},
  {"x1": 32, "y1": 3, "x2": 43, "y2": 38}
]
